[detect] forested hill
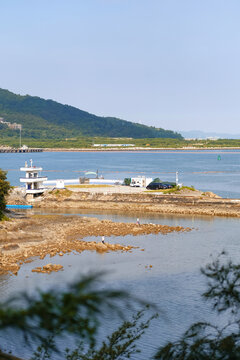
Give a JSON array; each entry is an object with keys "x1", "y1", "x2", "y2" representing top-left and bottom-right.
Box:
[{"x1": 0, "y1": 88, "x2": 182, "y2": 139}]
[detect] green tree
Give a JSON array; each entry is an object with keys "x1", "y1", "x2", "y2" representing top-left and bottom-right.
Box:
[{"x1": 0, "y1": 169, "x2": 10, "y2": 220}]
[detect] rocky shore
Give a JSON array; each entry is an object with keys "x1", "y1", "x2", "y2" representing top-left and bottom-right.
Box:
[
  {"x1": 0, "y1": 214, "x2": 188, "y2": 276},
  {"x1": 7, "y1": 186, "x2": 240, "y2": 217},
  {"x1": 3, "y1": 185, "x2": 240, "y2": 277},
  {"x1": 30, "y1": 188, "x2": 240, "y2": 217}
]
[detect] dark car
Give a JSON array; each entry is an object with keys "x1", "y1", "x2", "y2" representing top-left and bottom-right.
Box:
[
  {"x1": 146, "y1": 182, "x2": 174, "y2": 190},
  {"x1": 162, "y1": 183, "x2": 173, "y2": 189},
  {"x1": 146, "y1": 182, "x2": 168, "y2": 190}
]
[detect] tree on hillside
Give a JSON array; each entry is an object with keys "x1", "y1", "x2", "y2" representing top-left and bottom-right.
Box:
[
  {"x1": 0, "y1": 169, "x2": 10, "y2": 220},
  {"x1": 0, "y1": 88, "x2": 183, "y2": 139}
]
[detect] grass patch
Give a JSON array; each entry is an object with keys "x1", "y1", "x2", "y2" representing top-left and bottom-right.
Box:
[
  {"x1": 163, "y1": 185, "x2": 195, "y2": 194},
  {"x1": 162, "y1": 187, "x2": 180, "y2": 194},
  {"x1": 50, "y1": 189, "x2": 73, "y2": 197},
  {"x1": 183, "y1": 185, "x2": 195, "y2": 191},
  {"x1": 144, "y1": 185, "x2": 196, "y2": 194}
]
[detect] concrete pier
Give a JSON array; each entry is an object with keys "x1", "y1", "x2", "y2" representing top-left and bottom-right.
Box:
[{"x1": 0, "y1": 148, "x2": 43, "y2": 153}]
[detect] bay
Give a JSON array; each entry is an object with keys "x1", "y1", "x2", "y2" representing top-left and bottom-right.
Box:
[
  {"x1": 1, "y1": 150, "x2": 240, "y2": 358},
  {"x1": 1, "y1": 209, "x2": 240, "y2": 359}
]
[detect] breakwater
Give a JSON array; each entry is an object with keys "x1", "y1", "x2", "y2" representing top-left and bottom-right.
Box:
[
  {"x1": 0, "y1": 148, "x2": 43, "y2": 153},
  {"x1": 34, "y1": 190, "x2": 240, "y2": 217}
]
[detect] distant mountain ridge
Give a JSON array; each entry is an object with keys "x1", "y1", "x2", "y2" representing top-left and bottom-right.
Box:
[
  {"x1": 180, "y1": 130, "x2": 240, "y2": 139},
  {"x1": 0, "y1": 88, "x2": 182, "y2": 139}
]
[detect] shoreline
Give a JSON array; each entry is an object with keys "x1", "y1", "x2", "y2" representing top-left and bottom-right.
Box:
[
  {"x1": 34, "y1": 188, "x2": 240, "y2": 218},
  {"x1": 3, "y1": 186, "x2": 240, "y2": 276},
  {"x1": 8, "y1": 187, "x2": 240, "y2": 218},
  {"x1": 43, "y1": 147, "x2": 240, "y2": 152},
  {"x1": 0, "y1": 214, "x2": 188, "y2": 276}
]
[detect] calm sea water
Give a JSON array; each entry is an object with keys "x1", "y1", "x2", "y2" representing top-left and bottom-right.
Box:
[
  {"x1": 1, "y1": 149, "x2": 240, "y2": 198},
  {"x1": 1, "y1": 209, "x2": 240, "y2": 359},
  {"x1": 1, "y1": 151, "x2": 240, "y2": 358}
]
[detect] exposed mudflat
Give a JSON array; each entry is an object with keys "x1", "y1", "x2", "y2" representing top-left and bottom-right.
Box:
[
  {"x1": 4, "y1": 186, "x2": 239, "y2": 276},
  {"x1": 0, "y1": 214, "x2": 189, "y2": 276}
]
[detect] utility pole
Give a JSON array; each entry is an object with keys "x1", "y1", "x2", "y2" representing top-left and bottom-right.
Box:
[{"x1": 19, "y1": 125, "x2": 22, "y2": 148}]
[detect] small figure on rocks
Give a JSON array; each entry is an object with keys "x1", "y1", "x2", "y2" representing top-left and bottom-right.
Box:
[
  {"x1": 102, "y1": 236, "x2": 105, "y2": 244},
  {"x1": 136, "y1": 218, "x2": 140, "y2": 226}
]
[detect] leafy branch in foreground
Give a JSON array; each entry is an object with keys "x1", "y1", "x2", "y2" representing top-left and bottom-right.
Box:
[
  {"x1": 4, "y1": 250, "x2": 240, "y2": 359},
  {"x1": 33, "y1": 308, "x2": 157, "y2": 360},
  {"x1": 155, "y1": 252, "x2": 240, "y2": 360},
  {"x1": 201, "y1": 252, "x2": 240, "y2": 315},
  {"x1": 0, "y1": 273, "x2": 154, "y2": 360}
]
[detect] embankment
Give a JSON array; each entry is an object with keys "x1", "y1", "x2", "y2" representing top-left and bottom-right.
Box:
[{"x1": 36, "y1": 190, "x2": 240, "y2": 217}]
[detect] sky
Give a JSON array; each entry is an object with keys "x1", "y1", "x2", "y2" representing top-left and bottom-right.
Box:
[{"x1": 1, "y1": 0, "x2": 240, "y2": 133}]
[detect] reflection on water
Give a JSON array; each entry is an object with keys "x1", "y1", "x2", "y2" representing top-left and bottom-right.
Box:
[
  {"x1": 1, "y1": 210, "x2": 240, "y2": 359},
  {"x1": 28, "y1": 206, "x2": 217, "y2": 225}
]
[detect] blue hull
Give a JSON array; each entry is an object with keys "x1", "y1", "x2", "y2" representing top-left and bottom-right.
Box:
[{"x1": 6, "y1": 204, "x2": 33, "y2": 209}]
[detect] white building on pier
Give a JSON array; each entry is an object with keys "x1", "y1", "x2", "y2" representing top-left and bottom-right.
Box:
[{"x1": 20, "y1": 160, "x2": 47, "y2": 198}]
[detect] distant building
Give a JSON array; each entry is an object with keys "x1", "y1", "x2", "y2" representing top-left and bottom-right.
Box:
[
  {"x1": 93, "y1": 144, "x2": 135, "y2": 147},
  {"x1": 206, "y1": 137, "x2": 219, "y2": 140},
  {"x1": 0, "y1": 117, "x2": 22, "y2": 130},
  {"x1": 8, "y1": 123, "x2": 22, "y2": 130}
]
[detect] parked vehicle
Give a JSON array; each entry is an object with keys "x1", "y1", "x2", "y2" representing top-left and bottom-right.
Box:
[
  {"x1": 146, "y1": 182, "x2": 174, "y2": 190},
  {"x1": 130, "y1": 176, "x2": 153, "y2": 187},
  {"x1": 146, "y1": 182, "x2": 166, "y2": 190},
  {"x1": 163, "y1": 184, "x2": 174, "y2": 189}
]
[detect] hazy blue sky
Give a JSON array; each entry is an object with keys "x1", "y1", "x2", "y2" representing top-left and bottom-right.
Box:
[{"x1": 1, "y1": 0, "x2": 240, "y2": 133}]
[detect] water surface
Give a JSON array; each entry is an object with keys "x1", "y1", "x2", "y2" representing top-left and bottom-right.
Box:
[
  {"x1": 1, "y1": 150, "x2": 240, "y2": 357},
  {"x1": 1, "y1": 210, "x2": 240, "y2": 359},
  {"x1": 1, "y1": 149, "x2": 240, "y2": 198}
]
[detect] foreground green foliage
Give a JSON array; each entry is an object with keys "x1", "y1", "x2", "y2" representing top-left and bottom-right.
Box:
[
  {"x1": 155, "y1": 252, "x2": 240, "y2": 359},
  {"x1": 0, "y1": 169, "x2": 10, "y2": 220},
  {"x1": 1, "y1": 252, "x2": 240, "y2": 359},
  {"x1": 0, "y1": 274, "x2": 155, "y2": 360},
  {"x1": 0, "y1": 88, "x2": 182, "y2": 139},
  {"x1": 34, "y1": 309, "x2": 154, "y2": 360}
]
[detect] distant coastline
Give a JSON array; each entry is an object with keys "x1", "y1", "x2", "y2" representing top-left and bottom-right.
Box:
[
  {"x1": 43, "y1": 147, "x2": 240, "y2": 152},
  {"x1": 1, "y1": 145, "x2": 240, "y2": 153}
]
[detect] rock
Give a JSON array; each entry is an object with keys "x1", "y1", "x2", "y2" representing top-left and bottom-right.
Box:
[
  {"x1": 203, "y1": 191, "x2": 221, "y2": 198},
  {"x1": 96, "y1": 243, "x2": 108, "y2": 251},
  {"x1": 2, "y1": 244, "x2": 19, "y2": 251},
  {"x1": 32, "y1": 264, "x2": 63, "y2": 274}
]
